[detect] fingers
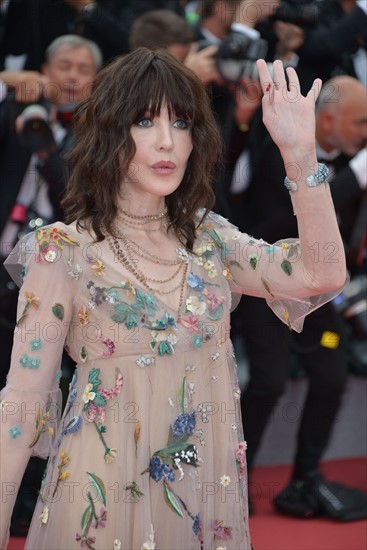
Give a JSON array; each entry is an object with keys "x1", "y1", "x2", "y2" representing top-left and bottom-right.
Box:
[
  {"x1": 308, "y1": 78, "x2": 322, "y2": 103},
  {"x1": 256, "y1": 59, "x2": 272, "y2": 93}
]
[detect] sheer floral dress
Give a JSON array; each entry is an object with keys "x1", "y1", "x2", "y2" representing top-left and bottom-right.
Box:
[{"x1": 0, "y1": 210, "x2": 341, "y2": 550}]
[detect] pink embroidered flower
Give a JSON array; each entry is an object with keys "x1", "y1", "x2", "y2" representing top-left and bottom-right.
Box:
[
  {"x1": 100, "y1": 335, "x2": 116, "y2": 358},
  {"x1": 202, "y1": 289, "x2": 226, "y2": 311},
  {"x1": 75, "y1": 533, "x2": 96, "y2": 548},
  {"x1": 101, "y1": 371, "x2": 123, "y2": 400},
  {"x1": 213, "y1": 519, "x2": 233, "y2": 540},
  {"x1": 180, "y1": 315, "x2": 201, "y2": 335},
  {"x1": 235, "y1": 441, "x2": 247, "y2": 477},
  {"x1": 93, "y1": 507, "x2": 107, "y2": 529}
]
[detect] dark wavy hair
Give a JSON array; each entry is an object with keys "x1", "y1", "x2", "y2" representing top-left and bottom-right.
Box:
[{"x1": 62, "y1": 47, "x2": 223, "y2": 249}]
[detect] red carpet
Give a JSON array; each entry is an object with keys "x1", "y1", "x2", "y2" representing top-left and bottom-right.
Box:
[{"x1": 8, "y1": 458, "x2": 367, "y2": 550}]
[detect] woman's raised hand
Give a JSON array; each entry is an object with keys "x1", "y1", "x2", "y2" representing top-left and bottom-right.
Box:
[{"x1": 256, "y1": 59, "x2": 321, "y2": 158}]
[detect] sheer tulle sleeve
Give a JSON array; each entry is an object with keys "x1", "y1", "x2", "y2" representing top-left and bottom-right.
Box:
[
  {"x1": 196, "y1": 210, "x2": 346, "y2": 333},
  {"x1": 0, "y1": 224, "x2": 79, "y2": 549}
]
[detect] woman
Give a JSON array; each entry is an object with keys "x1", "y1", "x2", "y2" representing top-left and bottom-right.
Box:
[{"x1": 0, "y1": 48, "x2": 345, "y2": 549}]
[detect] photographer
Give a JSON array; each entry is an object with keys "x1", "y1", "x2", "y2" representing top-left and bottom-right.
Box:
[{"x1": 0, "y1": 34, "x2": 100, "y2": 534}]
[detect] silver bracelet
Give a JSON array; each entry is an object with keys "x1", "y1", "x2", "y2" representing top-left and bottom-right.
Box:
[{"x1": 284, "y1": 163, "x2": 329, "y2": 192}]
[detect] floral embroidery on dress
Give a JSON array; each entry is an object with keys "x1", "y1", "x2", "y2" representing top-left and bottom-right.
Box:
[
  {"x1": 213, "y1": 519, "x2": 233, "y2": 541},
  {"x1": 78, "y1": 305, "x2": 89, "y2": 325},
  {"x1": 52, "y1": 302, "x2": 65, "y2": 320},
  {"x1": 82, "y1": 368, "x2": 123, "y2": 462},
  {"x1": 89, "y1": 257, "x2": 105, "y2": 276},
  {"x1": 99, "y1": 334, "x2": 116, "y2": 358},
  {"x1": 142, "y1": 383, "x2": 202, "y2": 542},
  {"x1": 28, "y1": 407, "x2": 54, "y2": 448},
  {"x1": 146, "y1": 314, "x2": 178, "y2": 355},
  {"x1": 124, "y1": 481, "x2": 144, "y2": 501},
  {"x1": 16, "y1": 291, "x2": 40, "y2": 326},
  {"x1": 76, "y1": 472, "x2": 107, "y2": 550},
  {"x1": 52, "y1": 450, "x2": 71, "y2": 497},
  {"x1": 36, "y1": 226, "x2": 79, "y2": 263},
  {"x1": 19, "y1": 354, "x2": 40, "y2": 369},
  {"x1": 8, "y1": 424, "x2": 22, "y2": 439},
  {"x1": 30, "y1": 338, "x2": 43, "y2": 351}
]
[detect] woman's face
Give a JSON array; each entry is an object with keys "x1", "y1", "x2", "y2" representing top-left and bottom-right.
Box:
[{"x1": 123, "y1": 104, "x2": 193, "y2": 201}]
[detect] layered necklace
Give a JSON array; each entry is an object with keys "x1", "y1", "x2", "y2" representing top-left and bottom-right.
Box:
[{"x1": 102, "y1": 206, "x2": 191, "y2": 322}]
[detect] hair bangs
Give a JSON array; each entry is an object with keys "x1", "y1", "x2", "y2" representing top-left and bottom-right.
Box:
[{"x1": 130, "y1": 54, "x2": 197, "y2": 124}]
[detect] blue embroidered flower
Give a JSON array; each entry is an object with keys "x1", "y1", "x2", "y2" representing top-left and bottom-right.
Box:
[
  {"x1": 19, "y1": 354, "x2": 29, "y2": 367},
  {"x1": 192, "y1": 514, "x2": 201, "y2": 536},
  {"x1": 28, "y1": 357, "x2": 41, "y2": 369},
  {"x1": 30, "y1": 338, "x2": 43, "y2": 351},
  {"x1": 149, "y1": 456, "x2": 175, "y2": 483},
  {"x1": 192, "y1": 335, "x2": 203, "y2": 349},
  {"x1": 188, "y1": 273, "x2": 205, "y2": 292},
  {"x1": 9, "y1": 424, "x2": 22, "y2": 439},
  {"x1": 172, "y1": 411, "x2": 196, "y2": 436}
]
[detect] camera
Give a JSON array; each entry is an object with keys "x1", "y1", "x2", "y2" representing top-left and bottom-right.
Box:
[
  {"x1": 18, "y1": 102, "x2": 76, "y2": 152},
  {"x1": 197, "y1": 32, "x2": 270, "y2": 83},
  {"x1": 272, "y1": 0, "x2": 324, "y2": 28}
]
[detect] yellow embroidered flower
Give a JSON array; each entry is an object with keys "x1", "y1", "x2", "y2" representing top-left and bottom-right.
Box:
[
  {"x1": 91, "y1": 258, "x2": 105, "y2": 276},
  {"x1": 78, "y1": 305, "x2": 89, "y2": 326},
  {"x1": 39, "y1": 505, "x2": 49, "y2": 525},
  {"x1": 47, "y1": 427, "x2": 54, "y2": 435},
  {"x1": 220, "y1": 474, "x2": 231, "y2": 487},
  {"x1": 105, "y1": 447, "x2": 117, "y2": 464},
  {"x1": 82, "y1": 383, "x2": 96, "y2": 404},
  {"x1": 0, "y1": 400, "x2": 8, "y2": 411},
  {"x1": 203, "y1": 260, "x2": 215, "y2": 271},
  {"x1": 186, "y1": 296, "x2": 207, "y2": 316},
  {"x1": 25, "y1": 291, "x2": 40, "y2": 309},
  {"x1": 282, "y1": 242, "x2": 290, "y2": 250},
  {"x1": 59, "y1": 471, "x2": 71, "y2": 481},
  {"x1": 194, "y1": 242, "x2": 213, "y2": 256},
  {"x1": 208, "y1": 269, "x2": 218, "y2": 279},
  {"x1": 222, "y1": 267, "x2": 232, "y2": 280}
]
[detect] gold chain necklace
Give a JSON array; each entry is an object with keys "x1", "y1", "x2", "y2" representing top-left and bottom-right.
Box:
[
  {"x1": 102, "y1": 224, "x2": 189, "y2": 322},
  {"x1": 113, "y1": 226, "x2": 182, "y2": 266},
  {"x1": 118, "y1": 205, "x2": 168, "y2": 221}
]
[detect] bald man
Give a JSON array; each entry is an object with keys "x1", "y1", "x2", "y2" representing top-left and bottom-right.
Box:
[{"x1": 234, "y1": 75, "x2": 367, "y2": 521}]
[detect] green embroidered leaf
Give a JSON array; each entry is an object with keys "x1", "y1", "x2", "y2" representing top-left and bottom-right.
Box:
[
  {"x1": 163, "y1": 482, "x2": 184, "y2": 518},
  {"x1": 178, "y1": 377, "x2": 186, "y2": 413},
  {"x1": 149, "y1": 340, "x2": 157, "y2": 352},
  {"x1": 114, "y1": 303, "x2": 130, "y2": 315},
  {"x1": 52, "y1": 303, "x2": 64, "y2": 320},
  {"x1": 249, "y1": 255, "x2": 259, "y2": 270},
  {"x1": 207, "y1": 304, "x2": 224, "y2": 321},
  {"x1": 88, "y1": 368, "x2": 102, "y2": 387},
  {"x1": 86, "y1": 472, "x2": 106, "y2": 505},
  {"x1": 80, "y1": 346, "x2": 88, "y2": 363},
  {"x1": 111, "y1": 313, "x2": 128, "y2": 324},
  {"x1": 92, "y1": 392, "x2": 107, "y2": 407},
  {"x1": 281, "y1": 259, "x2": 292, "y2": 276},
  {"x1": 80, "y1": 504, "x2": 92, "y2": 531},
  {"x1": 158, "y1": 341, "x2": 174, "y2": 356},
  {"x1": 125, "y1": 313, "x2": 139, "y2": 329},
  {"x1": 155, "y1": 439, "x2": 191, "y2": 458}
]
